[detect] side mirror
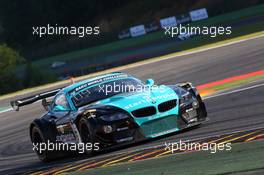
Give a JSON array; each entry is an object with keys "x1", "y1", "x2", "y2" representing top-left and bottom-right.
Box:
[
  {"x1": 42, "y1": 99, "x2": 51, "y2": 111},
  {"x1": 146, "y1": 79, "x2": 155, "y2": 87},
  {"x1": 53, "y1": 105, "x2": 68, "y2": 111}
]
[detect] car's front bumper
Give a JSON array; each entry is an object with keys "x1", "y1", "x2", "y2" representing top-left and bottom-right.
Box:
[{"x1": 93, "y1": 101, "x2": 208, "y2": 148}]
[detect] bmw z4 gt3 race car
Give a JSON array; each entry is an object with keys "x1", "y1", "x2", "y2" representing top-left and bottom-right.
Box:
[{"x1": 11, "y1": 72, "x2": 208, "y2": 162}]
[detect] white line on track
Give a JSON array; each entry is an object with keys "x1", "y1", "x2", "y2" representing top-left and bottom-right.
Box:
[{"x1": 0, "y1": 108, "x2": 12, "y2": 114}]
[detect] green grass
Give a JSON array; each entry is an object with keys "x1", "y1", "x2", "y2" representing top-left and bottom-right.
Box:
[
  {"x1": 31, "y1": 32, "x2": 164, "y2": 68},
  {"x1": 191, "y1": 3, "x2": 264, "y2": 27},
  {"x1": 30, "y1": 4, "x2": 264, "y2": 69},
  {"x1": 178, "y1": 21, "x2": 264, "y2": 51},
  {"x1": 68, "y1": 140, "x2": 264, "y2": 175}
]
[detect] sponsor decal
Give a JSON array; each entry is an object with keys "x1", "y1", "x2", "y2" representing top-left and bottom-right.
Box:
[
  {"x1": 124, "y1": 93, "x2": 176, "y2": 109},
  {"x1": 56, "y1": 133, "x2": 76, "y2": 142},
  {"x1": 72, "y1": 74, "x2": 128, "y2": 93}
]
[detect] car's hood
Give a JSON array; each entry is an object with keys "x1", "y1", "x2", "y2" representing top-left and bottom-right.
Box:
[{"x1": 96, "y1": 85, "x2": 179, "y2": 124}]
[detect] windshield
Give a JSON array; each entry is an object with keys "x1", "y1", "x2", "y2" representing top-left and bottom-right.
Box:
[{"x1": 71, "y1": 78, "x2": 143, "y2": 108}]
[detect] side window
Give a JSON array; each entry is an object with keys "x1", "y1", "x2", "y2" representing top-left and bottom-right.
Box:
[{"x1": 53, "y1": 94, "x2": 69, "y2": 110}]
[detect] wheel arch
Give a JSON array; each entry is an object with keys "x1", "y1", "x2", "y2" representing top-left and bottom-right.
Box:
[
  {"x1": 29, "y1": 118, "x2": 57, "y2": 142},
  {"x1": 29, "y1": 119, "x2": 42, "y2": 142}
]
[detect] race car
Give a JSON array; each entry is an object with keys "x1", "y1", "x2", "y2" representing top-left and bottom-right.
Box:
[{"x1": 11, "y1": 72, "x2": 208, "y2": 162}]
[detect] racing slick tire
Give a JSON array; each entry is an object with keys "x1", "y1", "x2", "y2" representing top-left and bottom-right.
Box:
[
  {"x1": 31, "y1": 126, "x2": 56, "y2": 162},
  {"x1": 78, "y1": 117, "x2": 96, "y2": 155}
]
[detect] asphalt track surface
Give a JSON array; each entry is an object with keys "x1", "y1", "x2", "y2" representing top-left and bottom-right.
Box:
[{"x1": 0, "y1": 36, "x2": 264, "y2": 174}]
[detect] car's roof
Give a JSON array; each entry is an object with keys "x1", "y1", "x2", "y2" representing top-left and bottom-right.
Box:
[{"x1": 62, "y1": 72, "x2": 130, "y2": 94}]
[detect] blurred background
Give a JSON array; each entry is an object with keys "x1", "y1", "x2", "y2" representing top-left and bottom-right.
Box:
[{"x1": 0, "y1": 0, "x2": 264, "y2": 95}]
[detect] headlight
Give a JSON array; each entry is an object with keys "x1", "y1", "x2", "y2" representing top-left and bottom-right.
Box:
[
  {"x1": 102, "y1": 125, "x2": 113, "y2": 133},
  {"x1": 100, "y1": 113, "x2": 129, "y2": 121}
]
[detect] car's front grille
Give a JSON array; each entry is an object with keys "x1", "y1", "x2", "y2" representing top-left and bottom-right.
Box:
[
  {"x1": 132, "y1": 106, "x2": 156, "y2": 118},
  {"x1": 158, "y1": 99, "x2": 177, "y2": 112}
]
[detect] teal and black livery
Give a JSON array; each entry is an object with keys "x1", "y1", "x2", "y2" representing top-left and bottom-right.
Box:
[{"x1": 11, "y1": 72, "x2": 208, "y2": 162}]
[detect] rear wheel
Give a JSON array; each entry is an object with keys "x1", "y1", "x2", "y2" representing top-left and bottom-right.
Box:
[{"x1": 31, "y1": 126, "x2": 54, "y2": 162}]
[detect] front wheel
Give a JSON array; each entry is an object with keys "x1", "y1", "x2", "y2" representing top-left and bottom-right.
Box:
[{"x1": 78, "y1": 117, "x2": 95, "y2": 155}]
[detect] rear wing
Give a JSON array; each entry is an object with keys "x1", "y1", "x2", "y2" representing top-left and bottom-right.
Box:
[{"x1": 10, "y1": 88, "x2": 62, "y2": 111}]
